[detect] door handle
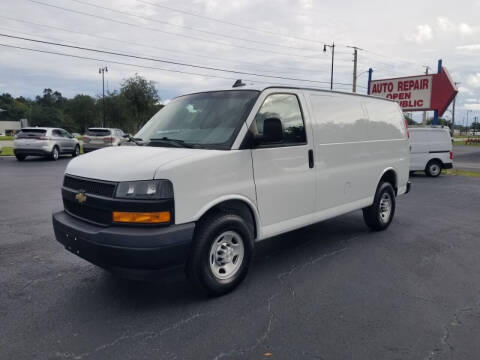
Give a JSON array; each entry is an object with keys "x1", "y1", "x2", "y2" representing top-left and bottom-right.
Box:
[{"x1": 308, "y1": 149, "x2": 314, "y2": 169}]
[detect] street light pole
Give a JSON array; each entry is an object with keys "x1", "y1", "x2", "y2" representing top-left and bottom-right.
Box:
[
  {"x1": 99, "y1": 66, "x2": 108, "y2": 128},
  {"x1": 323, "y1": 42, "x2": 335, "y2": 90}
]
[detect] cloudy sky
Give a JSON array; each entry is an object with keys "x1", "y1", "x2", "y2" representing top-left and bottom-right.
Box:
[{"x1": 0, "y1": 0, "x2": 479, "y2": 124}]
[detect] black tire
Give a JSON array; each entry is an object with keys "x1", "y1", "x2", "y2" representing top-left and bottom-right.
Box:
[
  {"x1": 186, "y1": 212, "x2": 254, "y2": 296},
  {"x1": 15, "y1": 154, "x2": 26, "y2": 161},
  {"x1": 363, "y1": 182, "x2": 396, "y2": 231},
  {"x1": 72, "y1": 145, "x2": 80, "y2": 157},
  {"x1": 425, "y1": 160, "x2": 442, "y2": 177},
  {"x1": 50, "y1": 146, "x2": 59, "y2": 161}
]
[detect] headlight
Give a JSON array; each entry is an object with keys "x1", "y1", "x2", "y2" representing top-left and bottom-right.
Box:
[{"x1": 115, "y1": 180, "x2": 173, "y2": 200}]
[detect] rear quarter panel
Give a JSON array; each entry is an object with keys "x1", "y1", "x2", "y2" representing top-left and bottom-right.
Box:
[{"x1": 304, "y1": 91, "x2": 409, "y2": 215}]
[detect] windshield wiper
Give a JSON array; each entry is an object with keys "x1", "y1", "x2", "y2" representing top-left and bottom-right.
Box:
[{"x1": 148, "y1": 137, "x2": 194, "y2": 148}]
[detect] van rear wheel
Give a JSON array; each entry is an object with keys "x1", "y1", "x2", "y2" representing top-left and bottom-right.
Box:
[
  {"x1": 425, "y1": 160, "x2": 442, "y2": 177},
  {"x1": 363, "y1": 182, "x2": 396, "y2": 231},
  {"x1": 186, "y1": 212, "x2": 254, "y2": 296}
]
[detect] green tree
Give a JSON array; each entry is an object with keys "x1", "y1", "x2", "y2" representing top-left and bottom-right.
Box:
[
  {"x1": 120, "y1": 74, "x2": 160, "y2": 131},
  {"x1": 403, "y1": 113, "x2": 417, "y2": 125},
  {"x1": 64, "y1": 94, "x2": 98, "y2": 133},
  {"x1": 30, "y1": 104, "x2": 64, "y2": 128},
  {"x1": 426, "y1": 117, "x2": 451, "y2": 127},
  {"x1": 101, "y1": 91, "x2": 132, "y2": 133}
]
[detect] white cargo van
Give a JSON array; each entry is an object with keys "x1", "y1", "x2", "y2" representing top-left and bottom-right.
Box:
[
  {"x1": 409, "y1": 127, "x2": 453, "y2": 177},
  {"x1": 52, "y1": 86, "x2": 410, "y2": 295}
]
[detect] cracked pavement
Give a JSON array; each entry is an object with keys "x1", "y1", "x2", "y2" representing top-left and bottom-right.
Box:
[{"x1": 1, "y1": 157, "x2": 480, "y2": 359}]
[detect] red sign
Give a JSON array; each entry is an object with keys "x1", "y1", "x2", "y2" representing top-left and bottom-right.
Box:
[{"x1": 369, "y1": 67, "x2": 457, "y2": 116}]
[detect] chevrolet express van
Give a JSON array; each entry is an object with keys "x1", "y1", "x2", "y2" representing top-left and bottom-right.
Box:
[
  {"x1": 409, "y1": 127, "x2": 453, "y2": 177},
  {"x1": 52, "y1": 86, "x2": 410, "y2": 295}
]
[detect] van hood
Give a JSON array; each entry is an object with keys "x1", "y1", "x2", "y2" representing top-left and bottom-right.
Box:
[{"x1": 65, "y1": 146, "x2": 210, "y2": 182}]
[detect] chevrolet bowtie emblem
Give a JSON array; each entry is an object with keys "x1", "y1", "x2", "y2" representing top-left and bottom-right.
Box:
[{"x1": 75, "y1": 191, "x2": 87, "y2": 205}]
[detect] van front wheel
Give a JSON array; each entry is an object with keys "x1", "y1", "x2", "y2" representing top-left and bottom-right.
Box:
[
  {"x1": 187, "y1": 212, "x2": 254, "y2": 296},
  {"x1": 363, "y1": 182, "x2": 396, "y2": 231}
]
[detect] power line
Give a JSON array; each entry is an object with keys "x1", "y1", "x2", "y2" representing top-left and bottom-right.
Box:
[
  {"x1": 67, "y1": 0, "x2": 321, "y2": 53},
  {"x1": 0, "y1": 20, "x2": 336, "y2": 79},
  {"x1": 134, "y1": 0, "x2": 425, "y2": 69},
  {"x1": 0, "y1": 41, "x2": 357, "y2": 89},
  {"x1": 26, "y1": 0, "x2": 322, "y2": 60},
  {"x1": 0, "y1": 33, "x2": 356, "y2": 85},
  {"x1": 0, "y1": 15, "x2": 334, "y2": 75},
  {"x1": 134, "y1": 0, "x2": 329, "y2": 45}
]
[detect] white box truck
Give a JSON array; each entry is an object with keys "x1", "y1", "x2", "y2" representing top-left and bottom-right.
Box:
[
  {"x1": 409, "y1": 127, "x2": 453, "y2": 177},
  {"x1": 52, "y1": 86, "x2": 410, "y2": 295}
]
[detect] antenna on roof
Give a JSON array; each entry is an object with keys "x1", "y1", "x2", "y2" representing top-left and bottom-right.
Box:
[{"x1": 232, "y1": 79, "x2": 246, "y2": 88}]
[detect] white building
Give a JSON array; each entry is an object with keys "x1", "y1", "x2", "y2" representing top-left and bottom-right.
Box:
[{"x1": 0, "y1": 120, "x2": 22, "y2": 136}]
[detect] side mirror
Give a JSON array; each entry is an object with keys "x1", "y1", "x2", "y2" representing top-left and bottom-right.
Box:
[{"x1": 259, "y1": 117, "x2": 283, "y2": 144}]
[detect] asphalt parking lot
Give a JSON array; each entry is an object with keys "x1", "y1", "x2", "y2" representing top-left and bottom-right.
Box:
[
  {"x1": 453, "y1": 145, "x2": 480, "y2": 171},
  {"x1": 1, "y1": 156, "x2": 479, "y2": 360}
]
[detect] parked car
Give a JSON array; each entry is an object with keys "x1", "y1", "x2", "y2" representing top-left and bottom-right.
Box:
[
  {"x1": 409, "y1": 126, "x2": 453, "y2": 177},
  {"x1": 82, "y1": 128, "x2": 126, "y2": 153},
  {"x1": 13, "y1": 127, "x2": 80, "y2": 161},
  {"x1": 52, "y1": 86, "x2": 410, "y2": 295}
]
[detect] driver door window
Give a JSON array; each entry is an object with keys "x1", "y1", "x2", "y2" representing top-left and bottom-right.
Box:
[{"x1": 254, "y1": 93, "x2": 306, "y2": 146}]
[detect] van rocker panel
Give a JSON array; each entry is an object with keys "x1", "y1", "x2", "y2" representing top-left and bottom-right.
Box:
[{"x1": 52, "y1": 211, "x2": 195, "y2": 270}]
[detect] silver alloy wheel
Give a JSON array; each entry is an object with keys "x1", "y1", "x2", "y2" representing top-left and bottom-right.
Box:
[
  {"x1": 429, "y1": 163, "x2": 441, "y2": 176},
  {"x1": 379, "y1": 192, "x2": 392, "y2": 224},
  {"x1": 209, "y1": 230, "x2": 245, "y2": 281},
  {"x1": 52, "y1": 147, "x2": 59, "y2": 160},
  {"x1": 75, "y1": 146, "x2": 80, "y2": 156}
]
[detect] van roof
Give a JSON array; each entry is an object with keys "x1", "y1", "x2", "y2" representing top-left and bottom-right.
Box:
[
  {"x1": 175, "y1": 85, "x2": 397, "y2": 104},
  {"x1": 409, "y1": 126, "x2": 451, "y2": 132}
]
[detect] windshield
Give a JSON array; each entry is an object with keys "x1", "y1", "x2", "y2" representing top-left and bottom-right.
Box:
[{"x1": 135, "y1": 90, "x2": 259, "y2": 149}]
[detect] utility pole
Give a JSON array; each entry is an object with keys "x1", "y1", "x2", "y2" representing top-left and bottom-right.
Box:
[
  {"x1": 323, "y1": 42, "x2": 335, "y2": 90},
  {"x1": 422, "y1": 65, "x2": 431, "y2": 125},
  {"x1": 99, "y1": 66, "x2": 108, "y2": 128},
  {"x1": 451, "y1": 81, "x2": 460, "y2": 134},
  {"x1": 466, "y1": 109, "x2": 472, "y2": 135},
  {"x1": 347, "y1": 46, "x2": 363, "y2": 93}
]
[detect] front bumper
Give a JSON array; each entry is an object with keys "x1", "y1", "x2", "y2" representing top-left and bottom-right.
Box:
[{"x1": 52, "y1": 211, "x2": 195, "y2": 271}]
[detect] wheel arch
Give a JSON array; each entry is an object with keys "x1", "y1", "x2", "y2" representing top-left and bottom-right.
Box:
[
  {"x1": 426, "y1": 157, "x2": 444, "y2": 167},
  {"x1": 377, "y1": 167, "x2": 398, "y2": 195},
  {"x1": 194, "y1": 196, "x2": 260, "y2": 240}
]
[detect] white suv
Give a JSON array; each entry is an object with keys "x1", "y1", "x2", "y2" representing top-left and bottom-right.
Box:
[
  {"x1": 52, "y1": 86, "x2": 410, "y2": 295},
  {"x1": 14, "y1": 127, "x2": 80, "y2": 161}
]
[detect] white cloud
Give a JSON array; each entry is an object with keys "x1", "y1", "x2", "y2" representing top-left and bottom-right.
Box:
[
  {"x1": 467, "y1": 73, "x2": 480, "y2": 88},
  {"x1": 437, "y1": 17, "x2": 455, "y2": 32},
  {"x1": 457, "y1": 44, "x2": 480, "y2": 51},
  {"x1": 465, "y1": 103, "x2": 480, "y2": 110},
  {"x1": 408, "y1": 24, "x2": 433, "y2": 44},
  {"x1": 465, "y1": 98, "x2": 478, "y2": 102},
  {"x1": 459, "y1": 23, "x2": 474, "y2": 34},
  {"x1": 458, "y1": 86, "x2": 473, "y2": 95}
]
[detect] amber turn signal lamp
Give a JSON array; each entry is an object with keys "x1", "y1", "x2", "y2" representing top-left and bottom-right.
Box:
[{"x1": 113, "y1": 211, "x2": 171, "y2": 224}]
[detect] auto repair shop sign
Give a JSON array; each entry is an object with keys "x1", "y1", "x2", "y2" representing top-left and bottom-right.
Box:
[{"x1": 369, "y1": 75, "x2": 432, "y2": 111}]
